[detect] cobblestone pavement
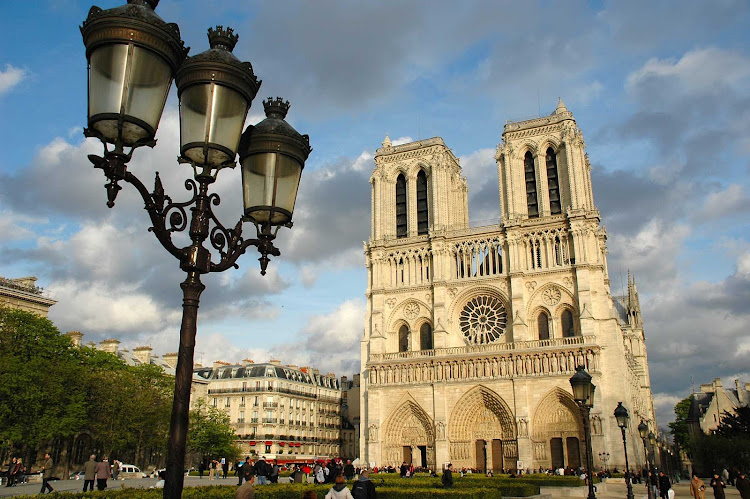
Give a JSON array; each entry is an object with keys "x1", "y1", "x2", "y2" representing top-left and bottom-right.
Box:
[{"x1": 0, "y1": 476, "x2": 744, "y2": 498}]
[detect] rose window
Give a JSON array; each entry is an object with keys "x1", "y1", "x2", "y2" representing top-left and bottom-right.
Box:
[{"x1": 459, "y1": 295, "x2": 507, "y2": 344}]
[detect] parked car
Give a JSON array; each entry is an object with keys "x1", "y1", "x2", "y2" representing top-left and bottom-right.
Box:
[
  {"x1": 69, "y1": 471, "x2": 85, "y2": 480},
  {"x1": 117, "y1": 464, "x2": 147, "y2": 479}
]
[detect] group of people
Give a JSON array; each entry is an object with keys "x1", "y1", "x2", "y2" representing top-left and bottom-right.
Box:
[
  {"x1": 690, "y1": 470, "x2": 750, "y2": 499},
  {"x1": 81, "y1": 455, "x2": 116, "y2": 492},
  {"x1": 4, "y1": 457, "x2": 28, "y2": 487}
]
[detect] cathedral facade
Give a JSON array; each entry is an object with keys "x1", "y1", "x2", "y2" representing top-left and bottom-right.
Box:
[{"x1": 360, "y1": 101, "x2": 656, "y2": 472}]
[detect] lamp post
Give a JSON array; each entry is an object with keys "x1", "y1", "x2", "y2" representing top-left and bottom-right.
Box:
[
  {"x1": 614, "y1": 402, "x2": 634, "y2": 499},
  {"x1": 569, "y1": 366, "x2": 597, "y2": 499},
  {"x1": 80, "y1": 3, "x2": 311, "y2": 499},
  {"x1": 638, "y1": 421, "x2": 653, "y2": 499},
  {"x1": 598, "y1": 452, "x2": 610, "y2": 471}
]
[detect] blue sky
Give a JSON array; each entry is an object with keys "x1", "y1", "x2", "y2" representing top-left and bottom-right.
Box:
[{"x1": 1, "y1": 0, "x2": 749, "y2": 427}]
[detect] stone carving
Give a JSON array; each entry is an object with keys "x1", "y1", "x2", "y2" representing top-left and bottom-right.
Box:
[
  {"x1": 448, "y1": 287, "x2": 458, "y2": 297},
  {"x1": 517, "y1": 418, "x2": 529, "y2": 437},
  {"x1": 404, "y1": 302, "x2": 420, "y2": 319},
  {"x1": 542, "y1": 286, "x2": 562, "y2": 306},
  {"x1": 386, "y1": 298, "x2": 396, "y2": 308},
  {"x1": 369, "y1": 424, "x2": 379, "y2": 442},
  {"x1": 436, "y1": 421, "x2": 446, "y2": 440},
  {"x1": 563, "y1": 277, "x2": 573, "y2": 288},
  {"x1": 425, "y1": 293, "x2": 432, "y2": 304},
  {"x1": 525, "y1": 281, "x2": 537, "y2": 291}
]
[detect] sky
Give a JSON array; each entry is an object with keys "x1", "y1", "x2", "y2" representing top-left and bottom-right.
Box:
[{"x1": 1, "y1": 0, "x2": 749, "y2": 429}]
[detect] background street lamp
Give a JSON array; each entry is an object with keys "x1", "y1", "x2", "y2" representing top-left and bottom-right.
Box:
[
  {"x1": 569, "y1": 365, "x2": 597, "y2": 499},
  {"x1": 80, "y1": 2, "x2": 311, "y2": 498},
  {"x1": 598, "y1": 452, "x2": 610, "y2": 471},
  {"x1": 614, "y1": 402, "x2": 635, "y2": 499},
  {"x1": 639, "y1": 420, "x2": 654, "y2": 499}
]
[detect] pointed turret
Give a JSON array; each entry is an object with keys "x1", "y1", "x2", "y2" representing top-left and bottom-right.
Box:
[
  {"x1": 381, "y1": 133, "x2": 392, "y2": 149},
  {"x1": 553, "y1": 97, "x2": 568, "y2": 115},
  {"x1": 627, "y1": 271, "x2": 643, "y2": 328}
]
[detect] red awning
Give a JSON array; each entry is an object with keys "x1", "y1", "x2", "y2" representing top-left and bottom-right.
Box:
[
  {"x1": 279, "y1": 442, "x2": 285, "y2": 446},
  {"x1": 265, "y1": 441, "x2": 272, "y2": 445},
  {"x1": 248, "y1": 441, "x2": 256, "y2": 445}
]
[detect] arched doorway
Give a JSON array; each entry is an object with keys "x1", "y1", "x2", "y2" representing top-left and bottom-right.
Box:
[
  {"x1": 382, "y1": 400, "x2": 435, "y2": 469},
  {"x1": 448, "y1": 386, "x2": 517, "y2": 472},
  {"x1": 531, "y1": 388, "x2": 585, "y2": 470}
]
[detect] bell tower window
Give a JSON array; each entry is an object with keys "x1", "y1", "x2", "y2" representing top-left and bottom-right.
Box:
[
  {"x1": 396, "y1": 174, "x2": 407, "y2": 238},
  {"x1": 538, "y1": 312, "x2": 550, "y2": 340},
  {"x1": 546, "y1": 147, "x2": 561, "y2": 215},
  {"x1": 417, "y1": 170, "x2": 429, "y2": 235},
  {"x1": 524, "y1": 151, "x2": 539, "y2": 218},
  {"x1": 419, "y1": 323, "x2": 433, "y2": 350},
  {"x1": 562, "y1": 309, "x2": 575, "y2": 337},
  {"x1": 398, "y1": 325, "x2": 409, "y2": 352}
]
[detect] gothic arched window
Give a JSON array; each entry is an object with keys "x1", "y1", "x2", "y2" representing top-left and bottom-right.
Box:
[
  {"x1": 417, "y1": 170, "x2": 429, "y2": 235},
  {"x1": 561, "y1": 309, "x2": 575, "y2": 338},
  {"x1": 546, "y1": 147, "x2": 561, "y2": 215},
  {"x1": 538, "y1": 312, "x2": 550, "y2": 341},
  {"x1": 398, "y1": 325, "x2": 409, "y2": 352},
  {"x1": 396, "y1": 174, "x2": 407, "y2": 238},
  {"x1": 420, "y1": 323, "x2": 433, "y2": 350},
  {"x1": 524, "y1": 151, "x2": 539, "y2": 218}
]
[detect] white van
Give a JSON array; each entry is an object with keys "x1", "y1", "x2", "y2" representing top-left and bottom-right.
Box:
[{"x1": 117, "y1": 464, "x2": 147, "y2": 479}]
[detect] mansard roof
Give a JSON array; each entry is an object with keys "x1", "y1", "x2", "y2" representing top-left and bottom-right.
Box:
[{"x1": 193, "y1": 362, "x2": 340, "y2": 389}]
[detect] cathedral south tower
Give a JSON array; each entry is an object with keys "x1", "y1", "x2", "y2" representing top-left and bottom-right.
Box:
[{"x1": 361, "y1": 100, "x2": 656, "y2": 472}]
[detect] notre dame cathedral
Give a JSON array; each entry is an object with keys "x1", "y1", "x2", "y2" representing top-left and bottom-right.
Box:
[{"x1": 360, "y1": 100, "x2": 656, "y2": 472}]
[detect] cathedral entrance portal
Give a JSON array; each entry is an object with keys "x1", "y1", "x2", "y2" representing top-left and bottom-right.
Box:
[
  {"x1": 449, "y1": 386, "x2": 518, "y2": 471},
  {"x1": 382, "y1": 400, "x2": 435, "y2": 469},
  {"x1": 532, "y1": 389, "x2": 585, "y2": 470}
]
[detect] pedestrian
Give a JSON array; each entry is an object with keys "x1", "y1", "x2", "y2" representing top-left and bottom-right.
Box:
[
  {"x1": 442, "y1": 464, "x2": 454, "y2": 488},
  {"x1": 690, "y1": 473, "x2": 706, "y2": 499},
  {"x1": 291, "y1": 466, "x2": 305, "y2": 483},
  {"x1": 5, "y1": 457, "x2": 16, "y2": 487},
  {"x1": 736, "y1": 471, "x2": 750, "y2": 499},
  {"x1": 344, "y1": 460, "x2": 355, "y2": 481},
  {"x1": 325, "y1": 474, "x2": 354, "y2": 499},
  {"x1": 242, "y1": 458, "x2": 254, "y2": 485},
  {"x1": 351, "y1": 469, "x2": 377, "y2": 499},
  {"x1": 235, "y1": 473, "x2": 255, "y2": 499},
  {"x1": 83, "y1": 454, "x2": 97, "y2": 492},
  {"x1": 210, "y1": 459, "x2": 216, "y2": 480},
  {"x1": 223, "y1": 458, "x2": 229, "y2": 479},
  {"x1": 112, "y1": 459, "x2": 120, "y2": 480},
  {"x1": 199, "y1": 461, "x2": 205, "y2": 479},
  {"x1": 95, "y1": 456, "x2": 109, "y2": 491},
  {"x1": 659, "y1": 470, "x2": 672, "y2": 499},
  {"x1": 40, "y1": 453, "x2": 54, "y2": 494},
  {"x1": 710, "y1": 471, "x2": 727, "y2": 499},
  {"x1": 269, "y1": 459, "x2": 279, "y2": 483},
  {"x1": 254, "y1": 456, "x2": 269, "y2": 484},
  {"x1": 238, "y1": 457, "x2": 250, "y2": 485},
  {"x1": 400, "y1": 462, "x2": 407, "y2": 478},
  {"x1": 12, "y1": 458, "x2": 22, "y2": 487},
  {"x1": 315, "y1": 462, "x2": 324, "y2": 484}
]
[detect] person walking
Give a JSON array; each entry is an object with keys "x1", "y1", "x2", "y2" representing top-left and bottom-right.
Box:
[
  {"x1": 40, "y1": 453, "x2": 54, "y2": 494},
  {"x1": 223, "y1": 458, "x2": 229, "y2": 479},
  {"x1": 690, "y1": 473, "x2": 707, "y2": 499},
  {"x1": 83, "y1": 454, "x2": 97, "y2": 492},
  {"x1": 269, "y1": 459, "x2": 279, "y2": 483},
  {"x1": 112, "y1": 459, "x2": 120, "y2": 480},
  {"x1": 5, "y1": 457, "x2": 16, "y2": 487},
  {"x1": 442, "y1": 464, "x2": 454, "y2": 488},
  {"x1": 325, "y1": 474, "x2": 354, "y2": 499},
  {"x1": 234, "y1": 473, "x2": 255, "y2": 499},
  {"x1": 344, "y1": 460, "x2": 355, "y2": 481},
  {"x1": 736, "y1": 471, "x2": 750, "y2": 499},
  {"x1": 95, "y1": 456, "x2": 110, "y2": 491},
  {"x1": 237, "y1": 457, "x2": 250, "y2": 485},
  {"x1": 710, "y1": 471, "x2": 727, "y2": 499},
  {"x1": 12, "y1": 459, "x2": 22, "y2": 487},
  {"x1": 659, "y1": 470, "x2": 672, "y2": 499},
  {"x1": 254, "y1": 456, "x2": 269, "y2": 485}
]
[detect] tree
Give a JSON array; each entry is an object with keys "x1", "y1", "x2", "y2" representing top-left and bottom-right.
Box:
[
  {"x1": 668, "y1": 396, "x2": 692, "y2": 452},
  {"x1": 714, "y1": 406, "x2": 750, "y2": 437},
  {"x1": 187, "y1": 399, "x2": 240, "y2": 465},
  {"x1": 0, "y1": 307, "x2": 88, "y2": 461}
]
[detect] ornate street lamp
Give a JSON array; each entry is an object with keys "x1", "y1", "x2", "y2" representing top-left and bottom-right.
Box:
[
  {"x1": 598, "y1": 452, "x2": 610, "y2": 470},
  {"x1": 570, "y1": 366, "x2": 597, "y2": 499},
  {"x1": 614, "y1": 402, "x2": 635, "y2": 499},
  {"x1": 638, "y1": 420, "x2": 653, "y2": 499},
  {"x1": 81, "y1": 2, "x2": 310, "y2": 498}
]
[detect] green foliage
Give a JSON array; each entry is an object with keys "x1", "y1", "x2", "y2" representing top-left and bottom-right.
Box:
[
  {"x1": 0, "y1": 307, "x2": 88, "y2": 448},
  {"x1": 714, "y1": 406, "x2": 750, "y2": 437},
  {"x1": 668, "y1": 395, "x2": 693, "y2": 452},
  {"x1": 188, "y1": 399, "x2": 241, "y2": 462}
]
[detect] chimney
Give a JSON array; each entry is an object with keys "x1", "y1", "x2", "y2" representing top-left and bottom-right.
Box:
[
  {"x1": 269, "y1": 359, "x2": 281, "y2": 366},
  {"x1": 133, "y1": 345, "x2": 152, "y2": 365},
  {"x1": 162, "y1": 352, "x2": 178, "y2": 369},
  {"x1": 100, "y1": 339, "x2": 121, "y2": 354},
  {"x1": 312, "y1": 368, "x2": 320, "y2": 375},
  {"x1": 736, "y1": 379, "x2": 745, "y2": 405},
  {"x1": 213, "y1": 360, "x2": 230, "y2": 368},
  {"x1": 353, "y1": 373, "x2": 360, "y2": 385},
  {"x1": 714, "y1": 378, "x2": 723, "y2": 389},
  {"x1": 66, "y1": 331, "x2": 83, "y2": 347},
  {"x1": 700, "y1": 383, "x2": 713, "y2": 393},
  {"x1": 242, "y1": 358, "x2": 255, "y2": 366}
]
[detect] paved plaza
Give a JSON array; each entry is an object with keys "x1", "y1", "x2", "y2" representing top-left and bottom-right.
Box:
[{"x1": 0, "y1": 477, "x2": 744, "y2": 498}]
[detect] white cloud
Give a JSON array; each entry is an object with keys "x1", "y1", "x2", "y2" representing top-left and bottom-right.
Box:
[
  {"x1": 0, "y1": 64, "x2": 26, "y2": 97},
  {"x1": 694, "y1": 184, "x2": 750, "y2": 223}
]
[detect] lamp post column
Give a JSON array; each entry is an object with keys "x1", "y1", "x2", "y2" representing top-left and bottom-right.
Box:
[
  {"x1": 620, "y1": 426, "x2": 634, "y2": 499},
  {"x1": 641, "y1": 436, "x2": 652, "y2": 499},
  {"x1": 580, "y1": 404, "x2": 596, "y2": 499}
]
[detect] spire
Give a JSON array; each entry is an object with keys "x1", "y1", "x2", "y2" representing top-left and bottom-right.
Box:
[
  {"x1": 553, "y1": 97, "x2": 568, "y2": 115},
  {"x1": 382, "y1": 133, "x2": 392, "y2": 149},
  {"x1": 627, "y1": 270, "x2": 642, "y2": 327}
]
